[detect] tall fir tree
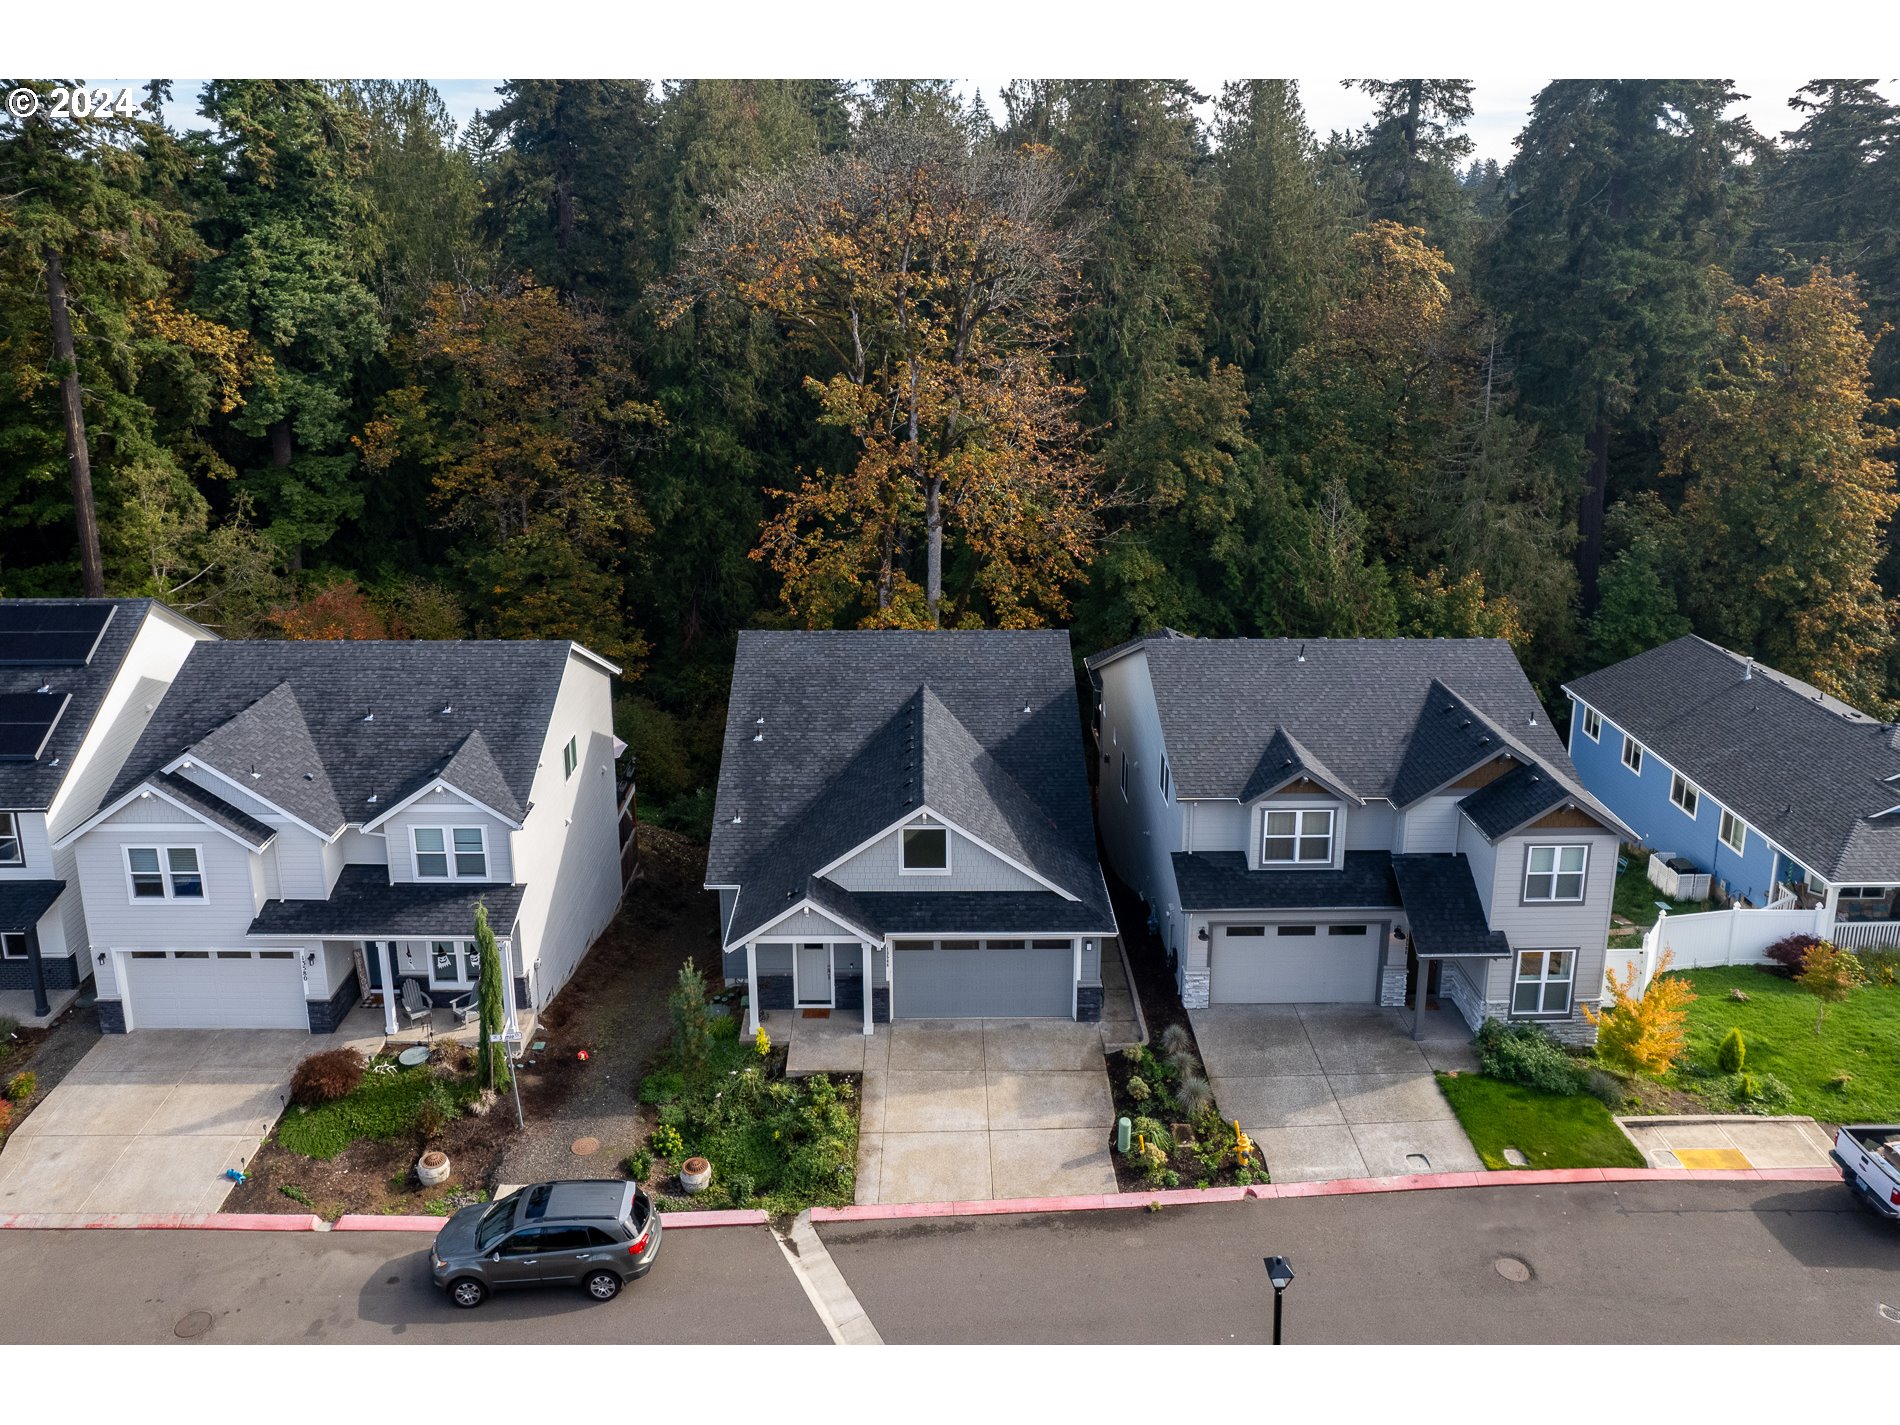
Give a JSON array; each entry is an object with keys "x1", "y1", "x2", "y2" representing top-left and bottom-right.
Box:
[{"x1": 1342, "y1": 80, "x2": 1477, "y2": 255}]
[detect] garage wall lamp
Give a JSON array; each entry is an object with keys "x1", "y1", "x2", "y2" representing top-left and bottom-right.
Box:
[
  {"x1": 96, "y1": 950, "x2": 107, "y2": 966},
  {"x1": 1197, "y1": 926, "x2": 1210, "y2": 942}
]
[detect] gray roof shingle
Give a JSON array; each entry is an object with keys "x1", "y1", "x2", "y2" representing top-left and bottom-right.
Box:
[
  {"x1": 1391, "y1": 854, "x2": 1513, "y2": 958},
  {"x1": 1458, "y1": 763, "x2": 1575, "y2": 841},
  {"x1": 1566, "y1": 635, "x2": 1900, "y2": 882},
  {"x1": 247, "y1": 863, "x2": 525, "y2": 938},
  {"x1": 0, "y1": 879, "x2": 65, "y2": 933},
  {"x1": 149, "y1": 772, "x2": 277, "y2": 849},
  {"x1": 1170, "y1": 850, "x2": 1402, "y2": 913},
  {"x1": 709, "y1": 630, "x2": 1114, "y2": 945},
  {"x1": 0, "y1": 599, "x2": 154, "y2": 811},
  {"x1": 108, "y1": 641, "x2": 578, "y2": 835}
]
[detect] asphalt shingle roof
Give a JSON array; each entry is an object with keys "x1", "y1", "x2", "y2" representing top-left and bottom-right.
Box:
[
  {"x1": 1458, "y1": 763, "x2": 1574, "y2": 842},
  {"x1": 0, "y1": 599, "x2": 153, "y2": 811},
  {"x1": 247, "y1": 864, "x2": 525, "y2": 939},
  {"x1": 1239, "y1": 724, "x2": 1358, "y2": 803},
  {"x1": 708, "y1": 630, "x2": 1115, "y2": 946},
  {"x1": 1391, "y1": 854, "x2": 1513, "y2": 958},
  {"x1": 1566, "y1": 635, "x2": 1900, "y2": 882},
  {"x1": 149, "y1": 772, "x2": 277, "y2": 849},
  {"x1": 1170, "y1": 850, "x2": 1402, "y2": 913},
  {"x1": 0, "y1": 879, "x2": 65, "y2": 933},
  {"x1": 108, "y1": 641, "x2": 578, "y2": 835}
]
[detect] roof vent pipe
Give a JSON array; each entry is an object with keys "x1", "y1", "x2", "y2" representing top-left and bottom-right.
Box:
[
  {"x1": 1296, "y1": 643, "x2": 1306, "y2": 663},
  {"x1": 1743, "y1": 660, "x2": 1753, "y2": 681}
]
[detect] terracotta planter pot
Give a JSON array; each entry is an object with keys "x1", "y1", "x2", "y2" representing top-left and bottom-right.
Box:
[
  {"x1": 680, "y1": 1156, "x2": 712, "y2": 1194},
  {"x1": 417, "y1": 1150, "x2": 451, "y2": 1187}
]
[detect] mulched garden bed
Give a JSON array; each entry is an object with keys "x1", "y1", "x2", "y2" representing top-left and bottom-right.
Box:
[{"x1": 0, "y1": 1000, "x2": 102, "y2": 1142}]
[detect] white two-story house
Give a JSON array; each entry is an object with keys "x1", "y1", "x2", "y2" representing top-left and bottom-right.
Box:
[
  {"x1": 0, "y1": 599, "x2": 212, "y2": 1021},
  {"x1": 56, "y1": 638, "x2": 629, "y2": 1034},
  {"x1": 1087, "y1": 633, "x2": 1632, "y2": 1043}
]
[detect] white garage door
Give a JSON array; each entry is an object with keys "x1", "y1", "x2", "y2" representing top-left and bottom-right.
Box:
[
  {"x1": 1210, "y1": 923, "x2": 1382, "y2": 1004},
  {"x1": 123, "y1": 950, "x2": 309, "y2": 1030}
]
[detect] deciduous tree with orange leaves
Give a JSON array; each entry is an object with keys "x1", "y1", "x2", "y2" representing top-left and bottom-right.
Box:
[
  {"x1": 659, "y1": 120, "x2": 1103, "y2": 629},
  {"x1": 1587, "y1": 950, "x2": 1696, "y2": 1076}
]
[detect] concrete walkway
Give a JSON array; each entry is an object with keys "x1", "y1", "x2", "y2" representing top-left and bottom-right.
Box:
[
  {"x1": 0, "y1": 1030, "x2": 308, "y2": 1213},
  {"x1": 1616, "y1": 1115, "x2": 1836, "y2": 1171},
  {"x1": 1191, "y1": 1003, "x2": 1482, "y2": 1183}
]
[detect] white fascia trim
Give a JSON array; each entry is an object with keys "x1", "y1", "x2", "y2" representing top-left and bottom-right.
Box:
[
  {"x1": 359, "y1": 778, "x2": 525, "y2": 833},
  {"x1": 878, "y1": 929, "x2": 1118, "y2": 943},
  {"x1": 567, "y1": 642, "x2": 623, "y2": 679},
  {"x1": 53, "y1": 780, "x2": 278, "y2": 853},
  {"x1": 162, "y1": 755, "x2": 341, "y2": 843},
  {"x1": 724, "y1": 897, "x2": 881, "y2": 953},
  {"x1": 809, "y1": 804, "x2": 1077, "y2": 901}
]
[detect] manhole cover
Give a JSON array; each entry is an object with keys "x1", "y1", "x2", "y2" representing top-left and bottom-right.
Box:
[
  {"x1": 173, "y1": 1310, "x2": 214, "y2": 1339},
  {"x1": 1494, "y1": 1256, "x2": 1533, "y2": 1283},
  {"x1": 570, "y1": 1136, "x2": 601, "y2": 1157}
]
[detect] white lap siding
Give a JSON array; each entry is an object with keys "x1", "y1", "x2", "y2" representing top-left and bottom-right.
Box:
[{"x1": 382, "y1": 789, "x2": 515, "y2": 885}]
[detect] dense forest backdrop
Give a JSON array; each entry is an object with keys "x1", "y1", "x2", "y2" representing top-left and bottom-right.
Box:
[{"x1": 2, "y1": 78, "x2": 1896, "y2": 834}]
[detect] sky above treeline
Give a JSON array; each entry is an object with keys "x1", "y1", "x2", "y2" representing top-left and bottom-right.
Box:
[{"x1": 118, "y1": 77, "x2": 1900, "y2": 168}]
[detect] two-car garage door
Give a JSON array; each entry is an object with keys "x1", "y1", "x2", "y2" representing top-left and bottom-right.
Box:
[
  {"x1": 1209, "y1": 923, "x2": 1383, "y2": 1005},
  {"x1": 893, "y1": 939, "x2": 1075, "y2": 1019},
  {"x1": 122, "y1": 950, "x2": 308, "y2": 1030}
]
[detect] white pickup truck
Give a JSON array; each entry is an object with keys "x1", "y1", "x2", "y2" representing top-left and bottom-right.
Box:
[{"x1": 1830, "y1": 1125, "x2": 1900, "y2": 1219}]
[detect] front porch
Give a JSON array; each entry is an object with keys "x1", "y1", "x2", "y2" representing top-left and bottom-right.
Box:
[{"x1": 332, "y1": 998, "x2": 539, "y2": 1056}]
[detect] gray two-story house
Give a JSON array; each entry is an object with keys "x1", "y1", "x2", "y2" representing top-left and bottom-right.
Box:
[
  {"x1": 56, "y1": 638, "x2": 629, "y2": 1034},
  {"x1": 2, "y1": 599, "x2": 213, "y2": 1021},
  {"x1": 1087, "y1": 633, "x2": 1631, "y2": 1042},
  {"x1": 707, "y1": 630, "x2": 1118, "y2": 1033}
]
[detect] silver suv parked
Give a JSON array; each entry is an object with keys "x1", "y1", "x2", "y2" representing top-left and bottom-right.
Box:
[{"x1": 431, "y1": 1180, "x2": 662, "y2": 1308}]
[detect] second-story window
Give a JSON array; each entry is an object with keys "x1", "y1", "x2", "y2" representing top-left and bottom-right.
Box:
[
  {"x1": 899, "y1": 826, "x2": 950, "y2": 874},
  {"x1": 0, "y1": 811, "x2": 21, "y2": 866},
  {"x1": 1524, "y1": 845, "x2": 1588, "y2": 902},
  {"x1": 126, "y1": 845, "x2": 204, "y2": 901},
  {"x1": 1670, "y1": 772, "x2": 1699, "y2": 818},
  {"x1": 413, "y1": 826, "x2": 488, "y2": 880},
  {"x1": 1582, "y1": 707, "x2": 1602, "y2": 741},
  {"x1": 563, "y1": 735, "x2": 578, "y2": 780},
  {"x1": 1621, "y1": 735, "x2": 1643, "y2": 773},
  {"x1": 1719, "y1": 809, "x2": 1747, "y2": 854},
  {"x1": 1263, "y1": 808, "x2": 1333, "y2": 864}
]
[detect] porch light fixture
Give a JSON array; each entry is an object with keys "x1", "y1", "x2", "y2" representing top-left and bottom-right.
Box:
[
  {"x1": 1263, "y1": 1255, "x2": 1296, "y2": 1345},
  {"x1": 1197, "y1": 926, "x2": 1209, "y2": 942},
  {"x1": 1392, "y1": 926, "x2": 1407, "y2": 942}
]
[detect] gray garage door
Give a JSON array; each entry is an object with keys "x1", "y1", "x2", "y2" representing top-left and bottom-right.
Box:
[
  {"x1": 123, "y1": 949, "x2": 310, "y2": 1029},
  {"x1": 1210, "y1": 923, "x2": 1382, "y2": 1004},
  {"x1": 893, "y1": 941, "x2": 1074, "y2": 1019}
]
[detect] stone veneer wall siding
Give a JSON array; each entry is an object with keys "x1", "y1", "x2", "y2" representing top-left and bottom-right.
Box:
[
  {"x1": 1075, "y1": 984, "x2": 1103, "y2": 1022},
  {"x1": 757, "y1": 974, "x2": 794, "y2": 1011},
  {"x1": 871, "y1": 986, "x2": 890, "y2": 1023},
  {"x1": 0, "y1": 953, "x2": 80, "y2": 994},
  {"x1": 835, "y1": 973, "x2": 864, "y2": 1012},
  {"x1": 96, "y1": 999, "x2": 127, "y2": 1034},
  {"x1": 308, "y1": 967, "x2": 361, "y2": 1034},
  {"x1": 1181, "y1": 967, "x2": 1210, "y2": 1010}
]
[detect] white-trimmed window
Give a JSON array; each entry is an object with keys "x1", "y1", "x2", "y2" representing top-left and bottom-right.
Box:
[
  {"x1": 1263, "y1": 808, "x2": 1334, "y2": 864},
  {"x1": 1719, "y1": 809, "x2": 1747, "y2": 854},
  {"x1": 412, "y1": 826, "x2": 488, "y2": 880},
  {"x1": 1581, "y1": 706, "x2": 1602, "y2": 742},
  {"x1": 125, "y1": 845, "x2": 205, "y2": 901},
  {"x1": 1158, "y1": 756, "x2": 1171, "y2": 802},
  {"x1": 899, "y1": 825, "x2": 950, "y2": 874},
  {"x1": 428, "y1": 938, "x2": 481, "y2": 988},
  {"x1": 1524, "y1": 844, "x2": 1588, "y2": 902},
  {"x1": 0, "y1": 932, "x2": 26, "y2": 961},
  {"x1": 1621, "y1": 735, "x2": 1643, "y2": 773},
  {"x1": 562, "y1": 735, "x2": 578, "y2": 780},
  {"x1": 1119, "y1": 752, "x2": 1129, "y2": 802},
  {"x1": 0, "y1": 812, "x2": 21, "y2": 866},
  {"x1": 1513, "y1": 949, "x2": 1574, "y2": 1016},
  {"x1": 1670, "y1": 772, "x2": 1699, "y2": 817}
]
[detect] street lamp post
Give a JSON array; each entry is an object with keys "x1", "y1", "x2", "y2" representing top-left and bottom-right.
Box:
[{"x1": 1263, "y1": 1255, "x2": 1295, "y2": 1345}]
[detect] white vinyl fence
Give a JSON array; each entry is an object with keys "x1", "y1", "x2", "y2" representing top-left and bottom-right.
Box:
[{"x1": 1609, "y1": 906, "x2": 1823, "y2": 997}]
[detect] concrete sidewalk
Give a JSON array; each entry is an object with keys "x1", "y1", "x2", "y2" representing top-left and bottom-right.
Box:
[{"x1": 1615, "y1": 1115, "x2": 1836, "y2": 1171}]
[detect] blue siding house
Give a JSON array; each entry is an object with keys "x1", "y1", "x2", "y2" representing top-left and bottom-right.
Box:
[{"x1": 1564, "y1": 636, "x2": 1900, "y2": 920}]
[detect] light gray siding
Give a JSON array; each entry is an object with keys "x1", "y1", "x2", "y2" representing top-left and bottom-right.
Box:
[
  {"x1": 747, "y1": 904, "x2": 861, "y2": 943},
  {"x1": 1400, "y1": 795, "x2": 1464, "y2": 852},
  {"x1": 1476, "y1": 827, "x2": 1619, "y2": 1015},
  {"x1": 826, "y1": 825, "x2": 1043, "y2": 893},
  {"x1": 383, "y1": 790, "x2": 516, "y2": 885},
  {"x1": 1185, "y1": 800, "x2": 1248, "y2": 853},
  {"x1": 1092, "y1": 650, "x2": 1188, "y2": 958},
  {"x1": 893, "y1": 943, "x2": 1073, "y2": 1018},
  {"x1": 1343, "y1": 802, "x2": 1396, "y2": 849},
  {"x1": 716, "y1": 888, "x2": 737, "y2": 941}
]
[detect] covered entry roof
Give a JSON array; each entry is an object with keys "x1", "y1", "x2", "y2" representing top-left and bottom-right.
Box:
[
  {"x1": 0, "y1": 879, "x2": 64, "y2": 933},
  {"x1": 247, "y1": 864, "x2": 525, "y2": 939},
  {"x1": 1390, "y1": 854, "x2": 1511, "y2": 959}
]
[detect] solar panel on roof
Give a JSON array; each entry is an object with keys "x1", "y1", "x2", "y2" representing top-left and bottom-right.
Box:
[
  {"x1": 0, "y1": 603, "x2": 112, "y2": 666},
  {"x1": 0, "y1": 691, "x2": 69, "y2": 762}
]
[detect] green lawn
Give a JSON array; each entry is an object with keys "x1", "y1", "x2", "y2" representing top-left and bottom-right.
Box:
[
  {"x1": 1612, "y1": 854, "x2": 1712, "y2": 929},
  {"x1": 1436, "y1": 1073, "x2": 1644, "y2": 1170},
  {"x1": 277, "y1": 1062, "x2": 478, "y2": 1160},
  {"x1": 1664, "y1": 964, "x2": 1900, "y2": 1121}
]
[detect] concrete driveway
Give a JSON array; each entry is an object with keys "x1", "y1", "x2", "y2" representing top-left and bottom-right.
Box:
[
  {"x1": 0, "y1": 1030, "x2": 310, "y2": 1214},
  {"x1": 1190, "y1": 1004, "x2": 1482, "y2": 1183},
  {"x1": 845, "y1": 1020, "x2": 1117, "y2": 1204}
]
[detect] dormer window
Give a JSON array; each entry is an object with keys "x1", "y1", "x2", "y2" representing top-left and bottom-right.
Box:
[
  {"x1": 1263, "y1": 808, "x2": 1333, "y2": 865},
  {"x1": 413, "y1": 826, "x2": 488, "y2": 880},
  {"x1": 900, "y1": 825, "x2": 951, "y2": 874}
]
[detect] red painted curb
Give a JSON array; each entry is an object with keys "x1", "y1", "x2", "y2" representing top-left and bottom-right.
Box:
[
  {"x1": 0, "y1": 1212, "x2": 322, "y2": 1231},
  {"x1": 808, "y1": 1164, "x2": 1848, "y2": 1223},
  {"x1": 331, "y1": 1215, "x2": 445, "y2": 1232},
  {"x1": 659, "y1": 1209, "x2": 770, "y2": 1228}
]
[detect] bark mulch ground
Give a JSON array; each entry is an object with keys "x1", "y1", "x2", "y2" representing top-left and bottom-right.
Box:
[
  {"x1": 0, "y1": 997, "x2": 103, "y2": 1140},
  {"x1": 224, "y1": 824, "x2": 724, "y2": 1218}
]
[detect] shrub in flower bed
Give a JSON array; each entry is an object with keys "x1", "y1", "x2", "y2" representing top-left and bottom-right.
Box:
[
  {"x1": 5, "y1": 1070, "x2": 36, "y2": 1102},
  {"x1": 278, "y1": 1060, "x2": 476, "y2": 1159},
  {"x1": 290, "y1": 1047, "x2": 367, "y2": 1106},
  {"x1": 1476, "y1": 1019, "x2": 1588, "y2": 1096}
]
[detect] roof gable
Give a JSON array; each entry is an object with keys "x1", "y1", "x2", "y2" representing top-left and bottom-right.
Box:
[
  {"x1": 1240, "y1": 724, "x2": 1361, "y2": 804},
  {"x1": 178, "y1": 681, "x2": 345, "y2": 835}
]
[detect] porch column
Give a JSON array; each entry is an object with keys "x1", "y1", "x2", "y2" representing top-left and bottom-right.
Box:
[
  {"x1": 862, "y1": 943, "x2": 874, "y2": 1036},
  {"x1": 378, "y1": 940, "x2": 398, "y2": 1035},
  {"x1": 1819, "y1": 884, "x2": 1840, "y2": 941},
  {"x1": 499, "y1": 936, "x2": 520, "y2": 1038},
  {"x1": 1414, "y1": 954, "x2": 1429, "y2": 1040},
  {"x1": 25, "y1": 923, "x2": 49, "y2": 1018},
  {"x1": 745, "y1": 943, "x2": 759, "y2": 1036}
]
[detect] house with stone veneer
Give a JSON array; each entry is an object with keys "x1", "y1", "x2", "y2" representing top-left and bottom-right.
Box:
[
  {"x1": 1086, "y1": 633, "x2": 1632, "y2": 1042},
  {"x1": 707, "y1": 630, "x2": 1118, "y2": 1034},
  {"x1": 0, "y1": 599, "x2": 213, "y2": 1020},
  {"x1": 55, "y1": 637, "x2": 629, "y2": 1034}
]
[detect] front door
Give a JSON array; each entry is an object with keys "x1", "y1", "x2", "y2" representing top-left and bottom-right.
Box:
[{"x1": 794, "y1": 942, "x2": 833, "y2": 1007}]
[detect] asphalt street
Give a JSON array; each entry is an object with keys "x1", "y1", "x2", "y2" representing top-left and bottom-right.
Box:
[{"x1": 0, "y1": 1180, "x2": 1894, "y2": 1344}]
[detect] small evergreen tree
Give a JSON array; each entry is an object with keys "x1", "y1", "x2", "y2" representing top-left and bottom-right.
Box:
[
  {"x1": 1717, "y1": 1026, "x2": 1746, "y2": 1074},
  {"x1": 474, "y1": 902, "x2": 511, "y2": 1092},
  {"x1": 669, "y1": 960, "x2": 712, "y2": 1078}
]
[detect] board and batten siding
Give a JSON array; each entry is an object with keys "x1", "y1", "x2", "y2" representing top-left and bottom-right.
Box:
[
  {"x1": 382, "y1": 788, "x2": 516, "y2": 885},
  {"x1": 826, "y1": 826, "x2": 1043, "y2": 893},
  {"x1": 505, "y1": 651, "x2": 624, "y2": 1009}
]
